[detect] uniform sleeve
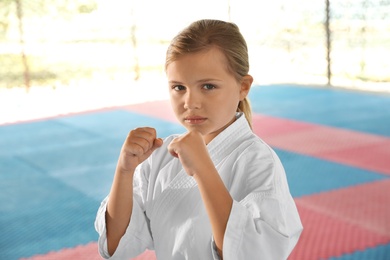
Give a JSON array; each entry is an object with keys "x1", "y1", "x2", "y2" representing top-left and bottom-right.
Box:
[
  {"x1": 223, "y1": 196, "x2": 302, "y2": 260},
  {"x1": 221, "y1": 147, "x2": 303, "y2": 260},
  {"x1": 94, "y1": 164, "x2": 154, "y2": 259}
]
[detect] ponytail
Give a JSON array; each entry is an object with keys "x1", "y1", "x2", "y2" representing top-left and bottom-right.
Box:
[{"x1": 237, "y1": 98, "x2": 252, "y2": 129}]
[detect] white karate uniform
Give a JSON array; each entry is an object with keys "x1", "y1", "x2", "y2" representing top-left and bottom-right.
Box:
[{"x1": 95, "y1": 113, "x2": 303, "y2": 260}]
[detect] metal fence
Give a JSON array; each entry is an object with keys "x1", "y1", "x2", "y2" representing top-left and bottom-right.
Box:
[{"x1": 1, "y1": 0, "x2": 389, "y2": 92}]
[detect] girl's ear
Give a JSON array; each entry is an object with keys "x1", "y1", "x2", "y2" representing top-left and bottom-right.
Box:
[{"x1": 239, "y1": 75, "x2": 253, "y2": 100}]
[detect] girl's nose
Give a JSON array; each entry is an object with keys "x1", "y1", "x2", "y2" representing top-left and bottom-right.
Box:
[{"x1": 184, "y1": 91, "x2": 201, "y2": 110}]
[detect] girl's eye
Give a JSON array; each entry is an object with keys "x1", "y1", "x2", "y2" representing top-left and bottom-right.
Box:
[
  {"x1": 173, "y1": 85, "x2": 186, "y2": 91},
  {"x1": 202, "y1": 84, "x2": 216, "y2": 90}
]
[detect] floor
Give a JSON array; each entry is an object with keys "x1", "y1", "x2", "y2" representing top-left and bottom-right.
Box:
[{"x1": 1, "y1": 84, "x2": 389, "y2": 259}]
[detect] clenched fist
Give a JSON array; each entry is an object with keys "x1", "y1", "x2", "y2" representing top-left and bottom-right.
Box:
[
  {"x1": 168, "y1": 131, "x2": 214, "y2": 177},
  {"x1": 118, "y1": 127, "x2": 163, "y2": 174}
]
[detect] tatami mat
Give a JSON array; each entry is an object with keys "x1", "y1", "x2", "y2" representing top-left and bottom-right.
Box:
[{"x1": 2, "y1": 84, "x2": 389, "y2": 259}]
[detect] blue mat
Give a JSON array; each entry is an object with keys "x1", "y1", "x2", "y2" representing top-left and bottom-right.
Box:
[{"x1": 249, "y1": 84, "x2": 390, "y2": 137}]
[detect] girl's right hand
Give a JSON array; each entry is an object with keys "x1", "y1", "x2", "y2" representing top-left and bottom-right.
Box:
[{"x1": 117, "y1": 127, "x2": 163, "y2": 174}]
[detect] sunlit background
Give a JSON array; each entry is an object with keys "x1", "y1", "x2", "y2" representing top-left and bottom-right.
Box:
[{"x1": 1, "y1": 0, "x2": 389, "y2": 123}]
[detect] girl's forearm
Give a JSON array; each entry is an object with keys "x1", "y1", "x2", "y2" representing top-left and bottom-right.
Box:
[
  {"x1": 103, "y1": 127, "x2": 162, "y2": 256},
  {"x1": 194, "y1": 165, "x2": 233, "y2": 258},
  {"x1": 106, "y1": 168, "x2": 134, "y2": 256}
]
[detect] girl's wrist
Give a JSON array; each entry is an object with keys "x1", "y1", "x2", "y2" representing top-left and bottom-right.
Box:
[
  {"x1": 116, "y1": 162, "x2": 137, "y2": 177},
  {"x1": 118, "y1": 168, "x2": 135, "y2": 176}
]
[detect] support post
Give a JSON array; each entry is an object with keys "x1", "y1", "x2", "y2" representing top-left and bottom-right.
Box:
[
  {"x1": 15, "y1": 0, "x2": 31, "y2": 92},
  {"x1": 325, "y1": 0, "x2": 332, "y2": 86}
]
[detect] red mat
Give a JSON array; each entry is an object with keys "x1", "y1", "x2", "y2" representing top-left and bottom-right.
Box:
[
  {"x1": 21, "y1": 243, "x2": 156, "y2": 260},
  {"x1": 252, "y1": 114, "x2": 390, "y2": 175},
  {"x1": 290, "y1": 179, "x2": 390, "y2": 259}
]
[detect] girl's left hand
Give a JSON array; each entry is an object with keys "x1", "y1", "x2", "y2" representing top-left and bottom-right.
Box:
[{"x1": 167, "y1": 131, "x2": 213, "y2": 176}]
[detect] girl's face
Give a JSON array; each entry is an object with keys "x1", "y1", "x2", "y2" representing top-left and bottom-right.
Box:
[{"x1": 166, "y1": 47, "x2": 252, "y2": 144}]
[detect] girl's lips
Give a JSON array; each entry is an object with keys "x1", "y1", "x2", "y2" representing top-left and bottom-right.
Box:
[{"x1": 184, "y1": 116, "x2": 207, "y2": 124}]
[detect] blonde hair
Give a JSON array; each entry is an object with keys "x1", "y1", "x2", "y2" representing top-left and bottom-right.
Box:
[{"x1": 165, "y1": 19, "x2": 252, "y2": 128}]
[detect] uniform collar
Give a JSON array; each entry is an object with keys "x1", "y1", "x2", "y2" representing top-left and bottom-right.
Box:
[{"x1": 207, "y1": 112, "x2": 253, "y2": 163}]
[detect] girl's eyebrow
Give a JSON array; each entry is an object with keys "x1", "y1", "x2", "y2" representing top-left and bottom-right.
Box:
[
  {"x1": 169, "y1": 78, "x2": 222, "y2": 85},
  {"x1": 169, "y1": 80, "x2": 184, "y2": 85},
  {"x1": 196, "y1": 78, "x2": 222, "y2": 83}
]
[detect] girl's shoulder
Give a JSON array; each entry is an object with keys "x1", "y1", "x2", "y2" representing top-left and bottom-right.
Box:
[
  {"x1": 239, "y1": 132, "x2": 276, "y2": 157},
  {"x1": 235, "y1": 133, "x2": 283, "y2": 173}
]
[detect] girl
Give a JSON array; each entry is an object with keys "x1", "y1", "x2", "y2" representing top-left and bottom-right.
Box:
[{"x1": 95, "y1": 19, "x2": 302, "y2": 260}]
